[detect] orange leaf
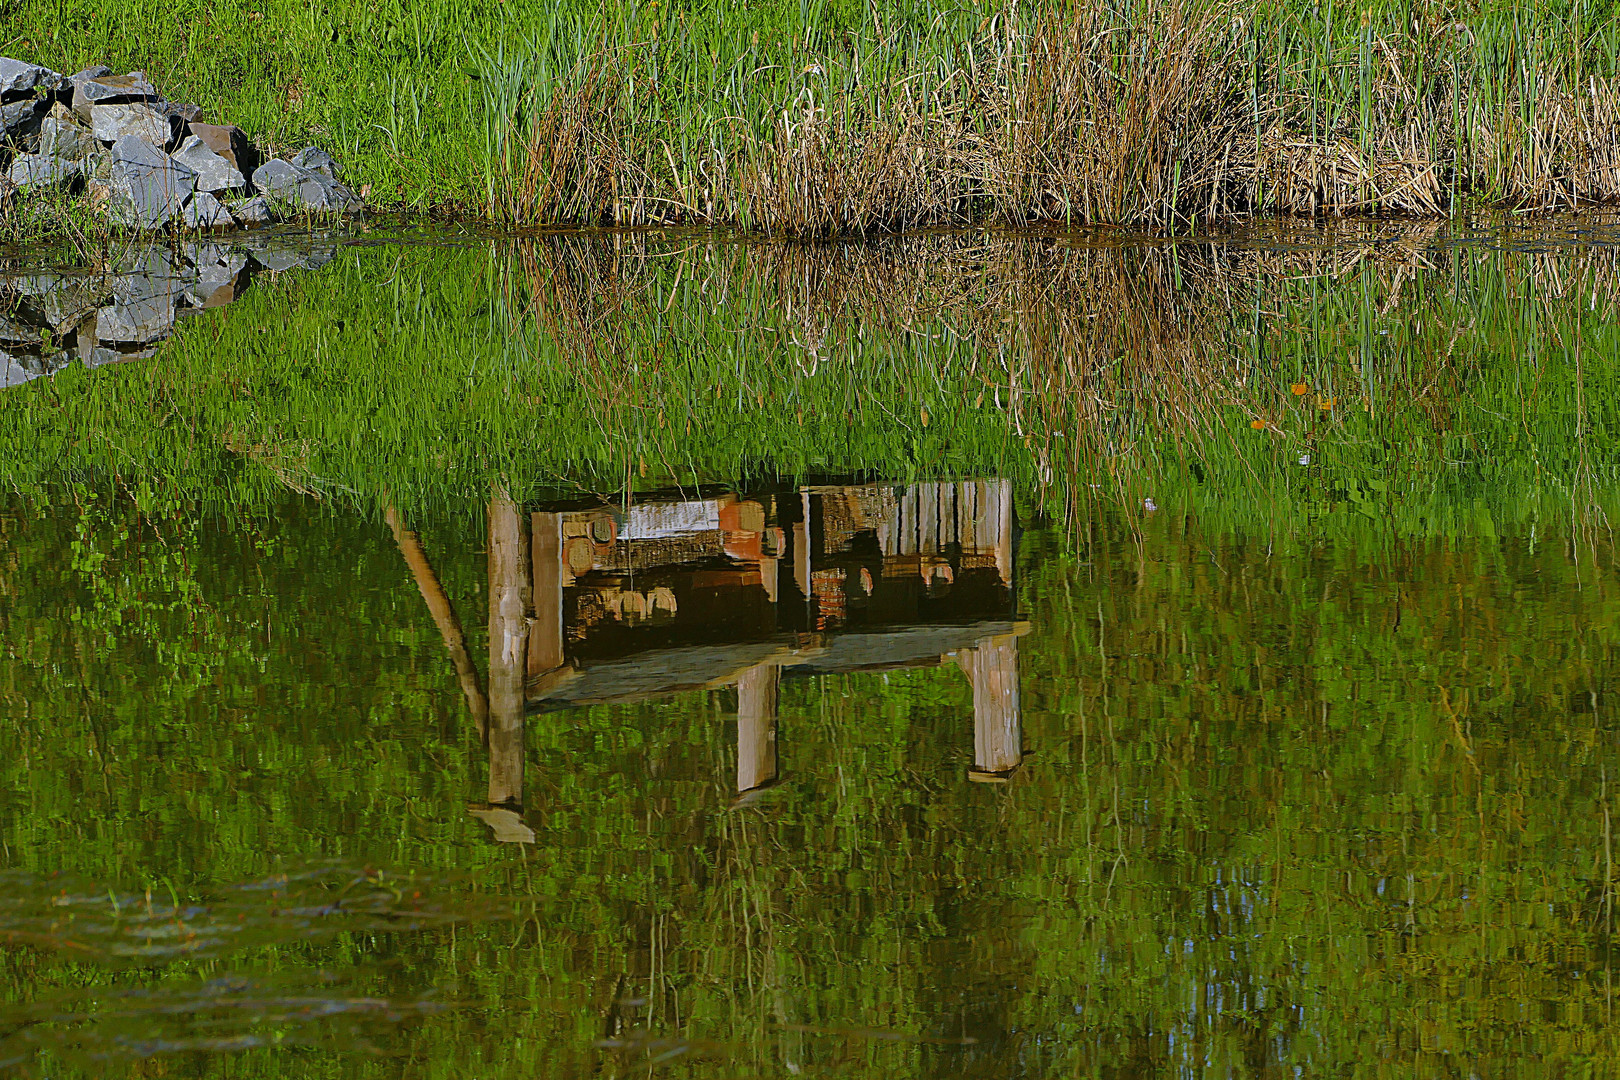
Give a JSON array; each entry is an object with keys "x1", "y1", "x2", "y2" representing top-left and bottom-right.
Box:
[
  {"x1": 1250, "y1": 419, "x2": 1266, "y2": 429},
  {"x1": 1291, "y1": 382, "x2": 1308, "y2": 395},
  {"x1": 1318, "y1": 397, "x2": 1335, "y2": 411}
]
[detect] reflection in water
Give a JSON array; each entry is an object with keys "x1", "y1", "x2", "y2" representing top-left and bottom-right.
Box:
[
  {"x1": 12, "y1": 220, "x2": 1620, "y2": 1075},
  {"x1": 0, "y1": 235, "x2": 339, "y2": 388},
  {"x1": 393, "y1": 480, "x2": 1025, "y2": 841}
]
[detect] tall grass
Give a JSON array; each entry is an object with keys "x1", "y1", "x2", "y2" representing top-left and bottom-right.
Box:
[
  {"x1": 7, "y1": 0, "x2": 1620, "y2": 233},
  {"x1": 474, "y1": 0, "x2": 1620, "y2": 232},
  {"x1": 5, "y1": 220, "x2": 1620, "y2": 540}
]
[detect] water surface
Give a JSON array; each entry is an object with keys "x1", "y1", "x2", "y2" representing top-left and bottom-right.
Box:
[{"x1": 3, "y1": 218, "x2": 1620, "y2": 1077}]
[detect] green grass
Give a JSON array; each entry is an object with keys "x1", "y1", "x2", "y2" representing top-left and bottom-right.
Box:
[
  {"x1": 2, "y1": 224, "x2": 1618, "y2": 540},
  {"x1": 5, "y1": 0, "x2": 1620, "y2": 233}
]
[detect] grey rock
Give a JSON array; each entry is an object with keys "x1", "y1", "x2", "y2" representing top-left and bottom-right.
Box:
[
  {"x1": 37, "y1": 279, "x2": 107, "y2": 331},
  {"x1": 250, "y1": 158, "x2": 301, "y2": 197},
  {"x1": 182, "y1": 189, "x2": 233, "y2": 229},
  {"x1": 8, "y1": 152, "x2": 80, "y2": 189},
  {"x1": 251, "y1": 157, "x2": 360, "y2": 213},
  {"x1": 158, "y1": 101, "x2": 203, "y2": 124},
  {"x1": 29, "y1": 349, "x2": 75, "y2": 376},
  {"x1": 72, "y1": 70, "x2": 158, "y2": 117},
  {"x1": 186, "y1": 122, "x2": 253, "y2": 172},
  {"x1": 0, "y1": 315, "x2": 41, "y2": 345},
  {"x1": 170, "y1": 134, "x2": 243, "y2": 192},
  {"x1": 1, "y1": 97, "x2": 47, "y2": 144},
  {"x1": 38, "y1": 104, "x2": 97, "y2": 160},
  {"x1": 290, "y1": 145, "x2": 338, "y2": 180},
  {"x1": 0, "y1": 59, "x2": 61, "y2": 98},
  {"x1": 228, "y1": 194, "x2": 274, "y2": 228},
  {"x1": 96, "y1": 294, "x2": 175, "y2": 344},
  {"x1": 0, "y1": 351, "x2": 40, "y2": 388},
  {"x1": 103, "y1": 135, "x2": 196, "y2": 228},
  {"x1": 324, "y1": 180, "x2": 362, "y2": 213},
  {"x1": 250, "y1": 248, "x2": 304, "y2": 272},
  {"x1": 64, "y1": 65, "x2": 111, "y2": 107},
  {"x1": 83, "y1": 346, "x2": 132, "y2": 369},
  {"x1": 89, "y1": 102, "x2": 176, "y2": 148}
]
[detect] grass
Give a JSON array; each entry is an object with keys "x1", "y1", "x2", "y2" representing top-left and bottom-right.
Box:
[
  {"x1": 4, "y1": 0, "x2": 1620, "y2": 235},
  {"x1": 3, "y1": 220, "x2": 1619, "y2": 541}
]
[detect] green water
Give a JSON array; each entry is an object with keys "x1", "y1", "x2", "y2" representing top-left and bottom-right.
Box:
[{"x1": 5, "y1": 220, "x2": 1620, "y2": 1076}]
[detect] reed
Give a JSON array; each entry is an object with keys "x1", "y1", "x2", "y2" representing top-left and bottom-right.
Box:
[{"x1": 473, "y1": 0, "x2": 1620, "y2": 232}]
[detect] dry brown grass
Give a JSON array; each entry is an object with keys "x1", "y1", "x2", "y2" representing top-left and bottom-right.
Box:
[
  {"x1": 499, "y1": 219, "x2": 1620, "y2": 525},
  {"x1": 487, "y1": 0, "x2": 1620, "y2": 233}
]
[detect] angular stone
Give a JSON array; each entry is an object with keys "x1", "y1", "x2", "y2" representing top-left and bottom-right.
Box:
[
  {"x1": 250, "y1": 158, "x2": 300, "y2": 197},
  {"x1": 158, "y1": 101, "x2": 203, "y2": 124},
  {"x1": 0, "y1": 59, "x2": 61, "y2": 99},
  {"x1": 185, "y1": 272, "x2": 238, "y2": 309},
  {"x1": 7, "y1": 152, "x2": 79, "y2": 189},
  {"x1": 1, "y1": 97, "x2": 47, "y2": 144},
  {"x1": 0, "y1": 351, "x2": 41, "y2": 389},
  {"x1": 0, "y1": 315, "x2": 41, "y2": 346},
  {"x1": 89, "y1": 102, "x2": 176, "y2": 148},
  {"x1": 251, "y1": 157, "x2": 360, "y2": 213},
  {"x1": 182, "y1": 189, "x2": 233, "y2": 229},
  {"x1": 83, "y1": 346, "x2": 132, "y2": 369},
  {"x1": 38, "y1": 104, "x2": 97, "y2": 161},
  {"x1": 72, "y1": 70, "x2": 158, "y2": 117},
  {"x1": 290, "y1": 145, "x2": 338, "y2": 180},
  {"x1": 104, "y1": 136, "x2": 196, "y2": 229},
  {"x1": 96, "y1": 294, "x2": 175, "y2": 344},
  {"x1": 171, "y1": 134, "x2": 244, "y2": 192},
  {"x1": 65, "y1": 65, "x2": 111, "y2": 107},
  {"x1": 228, "y1": 194, "x2": 274, "y2": 228},
  {"x1": 187, "y1": 122, "x2": 253, "y2": 171}
]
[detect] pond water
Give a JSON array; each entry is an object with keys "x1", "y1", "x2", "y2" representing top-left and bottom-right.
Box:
[{"x1": 3, "y1": 217, "x2": 1620, "y2": 1076}]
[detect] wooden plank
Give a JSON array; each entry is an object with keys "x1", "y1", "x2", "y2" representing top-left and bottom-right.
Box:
[
  {"x1": 958, "y1": 632, "x2": 1023, "y2": 780},
  {"x1": 530, "y1": 512, "x2": 564, "y2": 676},
  {"x1": 487, "y1": 495, "x2": 530, "y2": 807},
  {"x1": 736, "y1": 662, "x2": 780, "y2": 795}
]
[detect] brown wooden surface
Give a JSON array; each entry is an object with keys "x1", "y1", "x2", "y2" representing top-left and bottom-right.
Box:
[
  {"x1": 487, "y1": 495, "x2": 531, "y2": 807},
  {"x1": 530, "y1": 512, "x2": 564, "y2": 676},
  {"x1": 736, "y1": 662, "x2": 780, "y2": 794},
  {"x1": 958, "y1": 632, "x2": 1023, "y2": 776}
]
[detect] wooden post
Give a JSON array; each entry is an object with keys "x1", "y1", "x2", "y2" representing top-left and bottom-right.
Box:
[
  {"x1": 959, "y1": 633, "x2": 1023, "y2": 782},
  {"x1": 487, "y1": 494, "x2": 531, "y2": 809},
  {"x1": 736, "y1": 662, "x2": 780, "y2": 796},
  {"x1": 794, "y1": 491, "x2": 812, "y2": 610},
  {"x1": 385, "y1": 506, "x2": 489, "y2": 740},
  {"x1": 530, "y1": 512, "x2": 564, "y2": 677}
]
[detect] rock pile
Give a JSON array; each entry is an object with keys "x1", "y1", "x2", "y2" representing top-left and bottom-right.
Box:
[
  {"x1": 1, "y1": 234, "x2": 340, "y2": 389},
  {"x1": 0, "y1": 58, "x2": 361, "y2": 231}
]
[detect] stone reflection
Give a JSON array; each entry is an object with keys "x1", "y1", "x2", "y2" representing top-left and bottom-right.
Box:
[
  {"x1": 0, "y1": 235, "x2": 339, "y2": 389},
  {"x1": 392, "y1": 479, "x2": 1026, "y2": 843}
]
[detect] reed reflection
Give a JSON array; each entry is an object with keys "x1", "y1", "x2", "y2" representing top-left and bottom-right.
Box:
[{"x1": 391, "y1": 479, "x2": 1025, "y2": 842}]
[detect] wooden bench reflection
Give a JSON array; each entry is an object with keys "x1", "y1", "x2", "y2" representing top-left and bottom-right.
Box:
[{"x1": 392, "y1": 481, "x2": 1026, "y2": 843}]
